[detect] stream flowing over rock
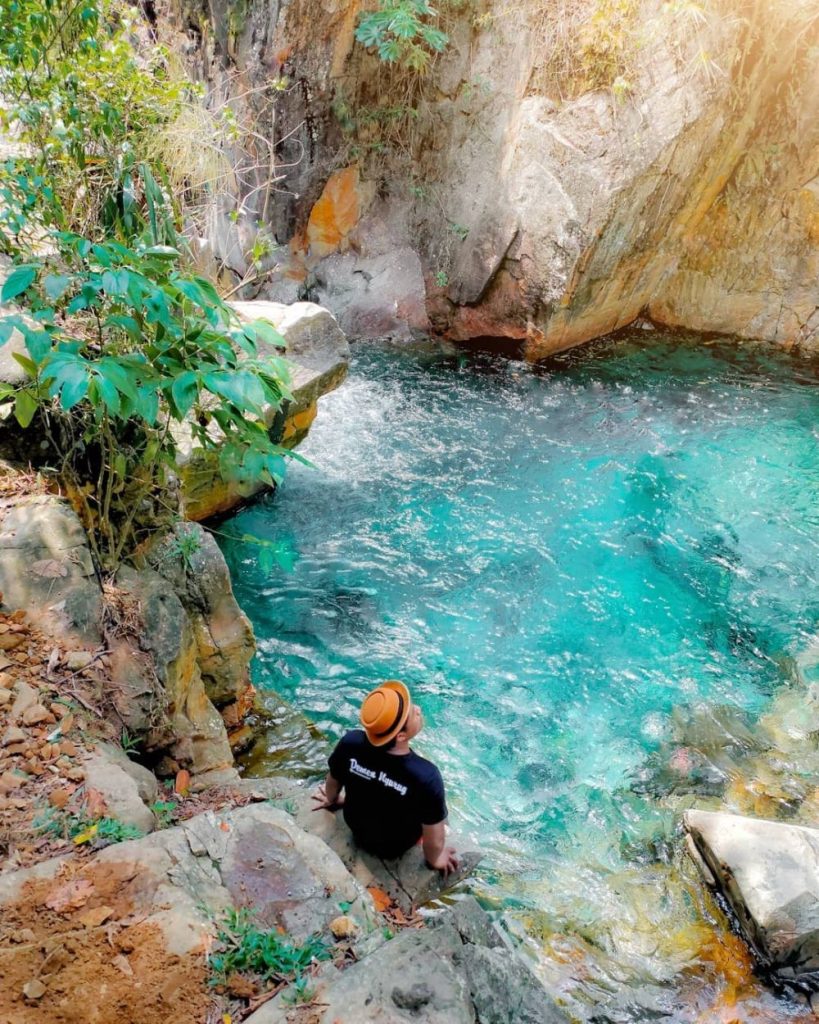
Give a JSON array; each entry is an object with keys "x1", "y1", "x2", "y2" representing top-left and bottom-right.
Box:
[{"x1": 165, "y1": 0, "x2": 819, "y2": 355}]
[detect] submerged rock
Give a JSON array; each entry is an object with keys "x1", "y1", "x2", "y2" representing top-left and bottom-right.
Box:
[{"x1": 684, "y1": 808, "x2": 819, "y2": 990}]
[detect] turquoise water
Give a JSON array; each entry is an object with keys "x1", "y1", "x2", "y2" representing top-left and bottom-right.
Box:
[{"x1": 218, "y1": 333, "x2": 819, "y2": 1019}]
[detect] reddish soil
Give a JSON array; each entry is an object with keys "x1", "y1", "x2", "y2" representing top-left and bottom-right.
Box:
[{"x1": 0, "y1": 862, "x2": 211, "y2": 1024}]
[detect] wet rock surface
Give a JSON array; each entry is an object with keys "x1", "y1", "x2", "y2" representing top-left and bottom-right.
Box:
[{"x1": 685, "y1": 809, "x2": 819, "y2": 989}]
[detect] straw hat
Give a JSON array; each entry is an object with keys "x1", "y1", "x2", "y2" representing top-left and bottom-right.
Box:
[{"x1": 360, "y1": 680, "x2": 411, "y2": 747}]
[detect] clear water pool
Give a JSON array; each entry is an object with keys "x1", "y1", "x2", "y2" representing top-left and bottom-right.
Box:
[{"x1": 218, "y1": 332, "x2": 819, "y2": 1021}]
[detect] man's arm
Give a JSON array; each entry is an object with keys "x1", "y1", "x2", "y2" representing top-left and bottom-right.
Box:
[
  {"x1": 422, "y1": 821, "x2": 459, "y2": 875},
  {"x1": 311, "y1": 771, "x2": 345, "y2": 811}
]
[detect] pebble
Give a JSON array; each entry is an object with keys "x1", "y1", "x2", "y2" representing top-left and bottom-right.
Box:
[
  {"x1": 22, "y1": 979, "x2": 46, "y2": 1000},
  {"x1": 1, "y1": 726, "x2": 26, "y2": 747},
  {"x1": 59, "y1": 740, "x2": 77, "y2": 757},
  {"x1": 49, "y1": 787, "x2": 72, "y2": 809},
  {"x1": 0, "y1": 771, "x2": 22, "y2": 793},
  {"x1": 66, "y1": 767, "x2": 85, "y2": 782},
  {"x1": 11, "y1": 928, "x2": 35, "y2": 944},
  {"x1": 10, "y1": 681, "x2": 37, "y2": 720},
  {"x1": 22, "y1": 704, "x2": 50, "y2": 726},
  {"x1": 64, "y1": 651, "x2": 94, "y2": 670},
  {"x1": 0, "y1": 690, "x2": 10, "y2": 706},
  {"x1": 0, "y1": 633, "x2": 24, "y2": 651},
  {"x1": 329, "y1": 915, "x2": 359, "y2": 939},
  {"x1": 0, "y1": 673, "x2": 14, "y2": 688}
]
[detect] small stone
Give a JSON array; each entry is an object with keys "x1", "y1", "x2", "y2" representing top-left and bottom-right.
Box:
[
  {"x1": 22, "y1": 704, "x2": 49, "y2": 726},
  {"x1": 49, "y1": 787, "x2": 72, "y2": 809},
  {"x1": 26, "y1": 758, "x2": 44, "y2": 776},
  {"x1": 2, "y1": 726, "x2": 25, "y2": 747},
  {"x1": 11, "y1": 928, "x2": 35, "y2": 944},
  {"x1": 0, "y1": 672, "x2": 14, "y2": 688},
  {"x1": 329, "y1": 915, "x2": 359, "y2": 939},
  {"x1": 112, "y1": 954, "x2": 133, "y2": 977},
  {"x1": 22, "y1": 979, "x2": 46, "y2": 1000},
  {"x1": 77, "y1": 905, "x2": 114, "y2": 928},
  {"x1": 0, "y1": 772, "x2": 22, "y2": 793},
  {"x1": 0, "y1": 633, "x2": 24, "y2": 651},
  {"x1": 59, "y1": 740, "x2": 77, "y2": 757},
  {"x1": 4, "y1": 742, "x2": 28, "y2": 756},
  {"x1": 64, "y1": 651, "x2": 94, "y2": 671},
  {"x1": 66, "y1": 767, "x2": 85, "y2": 782},
  {"x1": 11, "y1": 680, "x2": 38, "y2": 719},
  {"x1": 0, "y1": 690, "x2": 11, "y2": 706}
]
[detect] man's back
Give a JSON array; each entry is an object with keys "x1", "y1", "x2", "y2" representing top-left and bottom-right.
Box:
[{"x1": 329, "y1": 729, "x2": 447, "y2": 859}]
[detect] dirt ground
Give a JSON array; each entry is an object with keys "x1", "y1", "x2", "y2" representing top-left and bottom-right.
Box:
[{"x1": 0, "y1": 860, "x2": 211, "y2": 1024}]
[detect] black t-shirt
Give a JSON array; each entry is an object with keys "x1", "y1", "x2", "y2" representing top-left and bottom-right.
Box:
[{"x1": 328, "y1": 729, "x2": 447, "y2": 859}]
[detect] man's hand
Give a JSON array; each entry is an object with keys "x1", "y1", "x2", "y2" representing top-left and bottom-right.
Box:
[
  {"x1": 311, "y1": 778, "x2": 344, "y2": 812},
  {"x1": 426, "y1": 846, "x2": 460, "y2": 876},
  {"x1": 421, "y1": 821, "x2": 459, "y2": 875}
]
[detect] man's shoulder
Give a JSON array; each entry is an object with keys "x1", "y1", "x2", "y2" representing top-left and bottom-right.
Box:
[
  {"x1": 406, "y1": 750, "x2": 444, "y2": 784},
  {"x1": 337, "y1": 728, "x2": 367, "y2": 749}
]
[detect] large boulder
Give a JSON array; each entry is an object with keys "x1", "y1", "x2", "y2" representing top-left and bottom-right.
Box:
[
  {"x1": 0, "y1": 494, "x2": 102, "y2": 642},
  {"x1": 247, "y1": 897, "x2": 570, "y2": 1024},
  {"x1": 0, "y1": 804, "x2": 374, "y2": 1021},
  {"x1": 684, "y1": 808, "x2": 819, "y2": 989},
  {"x1": 83, "y1": 743, "x2": 159, "y2": 834},
  {"x1": 179, "y1": 300, "x2": 349, "y2": 521},
  {"x1": 170, "y1": 0, "x2": 819, "y2": 355},
  {"x1": 112, "y1": 565, "x2": 234, "y2": 775},
  {"x1": 243, "y1": 778, "x2": 483, "y2": 914},
  {"x1": 140, "y1": 522, "x2": 256, "y2": 747}
]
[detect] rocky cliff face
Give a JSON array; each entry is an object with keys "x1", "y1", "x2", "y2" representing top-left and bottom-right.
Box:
[{"x1": 166, "y1": 0, "x2": 819, "y2": 356}]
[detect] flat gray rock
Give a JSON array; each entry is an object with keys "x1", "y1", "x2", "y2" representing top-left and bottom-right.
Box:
[
  {"x1": 685, "y1": 808, "x2": 819, "y2": 985},
  {"x1": 273, "y1": 779, "x2": 484, "y2": 912},
  {"x1": 248, "y1": 897, "x2": 570, "y2": 1024}
]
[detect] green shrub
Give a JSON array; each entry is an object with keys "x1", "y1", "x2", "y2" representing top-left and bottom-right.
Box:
[
  {"x1": 355, "y1": 0, "x2": 449, "y2": 71},
  {"x1": 209, "y1": 908, "x2": 330, "y2": 985},
  {"x1": 0, "y1": 231, "x2": 292, "y2": 570},
  {"x1": 34, "y1": 807, "x2": 143, "y2": 845}
]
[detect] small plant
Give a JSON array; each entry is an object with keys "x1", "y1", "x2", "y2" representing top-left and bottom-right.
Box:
[
  {"x1": 435, "y1": 269, "x2": 449, "y2": 288},
  {"x1": 119, "y1": 727, "x2": 139, "y2": 755},
  {"x1": 282, "y1": 976, "x2": 316, "y2": 1006},
  {"x1": 355, "y1": 0, "x2": 449, "y2": 71},
  {"x1": 34, "y1": 807, "x2": 143, "y2": 845},
  {"x1": 151, "y1": 799, "x2": 178, "y2": 829},
  {"x1": 449, "y1": 221, "x2": 469, "y2": 241},
  {"x1": 209, "y1": 908, "x2": 330, "y2": 986},
  {"x1": 167, "y1": 527, "x2": 203, "y2": 571}
]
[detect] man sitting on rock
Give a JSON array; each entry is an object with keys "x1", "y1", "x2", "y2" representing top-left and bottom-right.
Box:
[{"x1": 312, "y1": 681, "x2": 459, "y2": 874}]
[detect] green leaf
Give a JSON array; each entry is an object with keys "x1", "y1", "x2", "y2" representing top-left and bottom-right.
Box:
[
  {"x1": 23, "y1": 328, "x2": 52, "y2": 364},
  {"x1": 14, "y1": 390, "x2": 37, "y2": 428},
  {"x1": 2, "y1": 265, "x2": 39, "y2": 302},
  {"x1": 43, "y1": 274, "x2": 72, "y2": 302},
  {"x1": 94, "y1": 370, "x2": 121, "y2": 415},
  {"x1": 170, "y1": 370, "x2": 198, "y2": 417},
  {"x1": 142, "y1": 245, "x2": 180, "y2": 259},
  {"x1": 96, "y1": 358, "x2": 139, "y2": 402},
  {"x1": 202, "y1": 369, "x2": 267, "y2": 412},
  {"x1": 12, "y1": 352, "x2": 37, "y2": 377},
  {"x1": 249, "y1": 319, "x2": 287, "y2": 350}
]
